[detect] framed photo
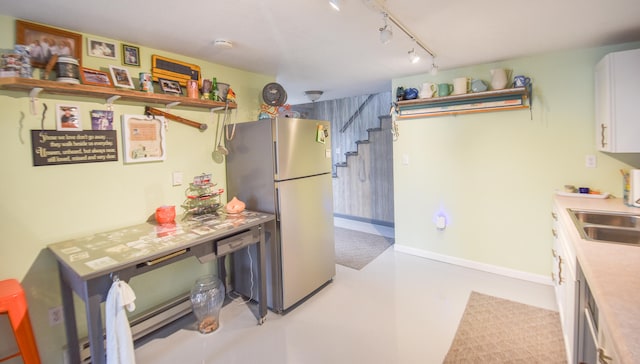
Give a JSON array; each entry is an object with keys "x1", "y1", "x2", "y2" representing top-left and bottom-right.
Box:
[
  {"x1": 80, "y1": 67, "x2": 113, "y2": 87},
  {"x1": 86, "y1": 38, "x2": 117, "y2": 60},
  {"x1": 91, "y1": 110, "x2": 114, "y2": 130},
  {"x1": 56, "y1": 104, "x2": 82, "y2": 131},
  {"x1": 121, "y1": 114, "x2": 166, "y2": 163},
  {"x1": 122, "y1": 44, "x2": 140, "y2": 67},
  {"x1": 16, "y1": 20, "x2": 82, "y2": 68},
  {"x1": 159, "y1": 78, "x2": 182, "y2": 95},
  {"x1": 109, "y1": 65, "x2": 134, "y2": 89}
]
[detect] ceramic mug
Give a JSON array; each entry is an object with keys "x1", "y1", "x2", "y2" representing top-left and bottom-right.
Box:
[
  {"x1": 470, "y1": 79, "x2": 488, "y2": 92},
  {"x1": 187, "y1": 80, "x2": 199, "y2": 99},
  {"x1": 419, "y1": 82, "x2": 437, "y2": 98},
  {"x1": 438, "y1": 83, "x2": 453, "y2": 97},
  {"x1": 513, "y1": 75, "x2": 531, "y2": 88},
  {"x1": 452, "y1": 77, "x2": 470, "y2": 95}
]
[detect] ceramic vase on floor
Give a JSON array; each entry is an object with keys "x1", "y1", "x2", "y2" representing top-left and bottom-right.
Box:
[{"x1": 190, "y1": 275, "x2": 225, "y2": 334}]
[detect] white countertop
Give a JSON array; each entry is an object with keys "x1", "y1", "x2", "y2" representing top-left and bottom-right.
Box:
[{"x1": 553, "y1": 195, "x2": 640, "y2": 364}]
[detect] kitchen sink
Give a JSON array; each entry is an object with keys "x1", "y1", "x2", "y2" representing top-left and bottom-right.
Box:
[
  {"x1": 570, "y1": 210, "x2": 640, "y2": 228},
  {"x1": 568, "y1": 209, "x2": 640, "y2": 246},
  {"x1": 582, "y1": 226, "x2": 640, "y2": 245}
]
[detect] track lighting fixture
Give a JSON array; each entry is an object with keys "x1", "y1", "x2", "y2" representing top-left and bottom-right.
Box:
[
  {"x1": 329, "y1": 0, "x2": 340, "y2": 11},
  {"x1": 408, "y1": 48, "x2": 420, "y2": 64},
  {"x1": 379, "y1": 13, "x2": 392, "y2": 44},
  {"x1": 370, "y1": 5, "x2": 438, "y2": 63}
]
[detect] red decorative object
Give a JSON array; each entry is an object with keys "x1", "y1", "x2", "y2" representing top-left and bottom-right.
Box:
[{"x1": 155, "y1": 205, "x2": 176, "y2": 225}]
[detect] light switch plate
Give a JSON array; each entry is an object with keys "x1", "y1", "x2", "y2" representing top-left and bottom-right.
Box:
[{"x1": 172, "y1": 171, "x2": 183, "y2": 186}]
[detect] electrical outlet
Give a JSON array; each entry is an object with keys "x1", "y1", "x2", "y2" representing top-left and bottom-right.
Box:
[
  {"x1": 585, "y1": 155, "x2": 597, "y2": 168},
  {"x1": 49, "y1": 306, "x2": 64, "y2": 326}
]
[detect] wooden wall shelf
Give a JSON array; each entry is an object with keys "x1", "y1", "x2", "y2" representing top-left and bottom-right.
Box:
[
  {"x1": 396, "y1": 87, "x2": 529, "y2": 119},
  {"x1": 0, "y1": 77, "x2": 237, "y2": 110}
]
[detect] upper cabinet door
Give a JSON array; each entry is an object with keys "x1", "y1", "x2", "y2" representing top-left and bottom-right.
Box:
[{"x1": 595, "y1": 48, "x2": 640, "y2": 152}]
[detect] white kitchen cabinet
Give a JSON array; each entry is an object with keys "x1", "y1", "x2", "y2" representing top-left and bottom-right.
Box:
[
  {"x1": 595, "y1": 48, "x2": 640, "y2": 152},
  {"x1": 552, "y1": 207, "x2": 578, "y2": 364}
]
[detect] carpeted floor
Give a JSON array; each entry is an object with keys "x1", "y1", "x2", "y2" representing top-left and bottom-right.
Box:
[
  {"x1": 444, "y1": 291, "x2": 567, "y2": 363},
  {"x1": 334, "y1": 227, "x2": 394, "y2": 270}
]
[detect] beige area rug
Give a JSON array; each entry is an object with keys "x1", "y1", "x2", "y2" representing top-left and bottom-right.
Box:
[
  {"x1": 334, "y1": 227, "x2": 394, "y2": 270},
  {"x1": 444, "y1": 291, "x2": 567, "y2": 364}
]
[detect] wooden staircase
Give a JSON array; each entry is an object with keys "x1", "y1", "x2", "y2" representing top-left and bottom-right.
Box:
[{"x1": 332, "y1": 115, "x2": 394, "y2": 225}]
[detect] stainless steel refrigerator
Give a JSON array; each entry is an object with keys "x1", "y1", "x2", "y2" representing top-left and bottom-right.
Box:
[{"x1": 225, "y1": 117, "x2": 335, "y2": 313}]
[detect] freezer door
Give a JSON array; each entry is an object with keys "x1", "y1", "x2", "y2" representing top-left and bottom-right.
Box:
[
  {"x1": 277, "y1": 173, "x2": 335, "y2": 310},
  {"x1": 274, "y1": 118, "x2": 332, "y2": 180}
]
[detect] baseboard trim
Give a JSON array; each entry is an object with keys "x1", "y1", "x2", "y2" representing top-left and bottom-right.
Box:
[
  {"x1": 393, "y1": 244, "x2": 553, "y2": 286},
  {"x1": 333, "y1": 213, "x2": 395, "y2": 227}
]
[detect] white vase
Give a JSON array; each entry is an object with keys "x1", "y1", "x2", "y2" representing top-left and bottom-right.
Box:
[{"x1": 490, "y1": 68, "x2": 509, "y2": 90}]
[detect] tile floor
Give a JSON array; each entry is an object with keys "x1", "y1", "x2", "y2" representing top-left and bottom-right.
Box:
[{"x1": 135, "y1": 221, "x2": 556, "y2": 364}]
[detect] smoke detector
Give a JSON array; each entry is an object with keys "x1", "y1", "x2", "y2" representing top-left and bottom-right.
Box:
[{"x1": 214, "y1": 39, "x2": 233, "y2": 49}]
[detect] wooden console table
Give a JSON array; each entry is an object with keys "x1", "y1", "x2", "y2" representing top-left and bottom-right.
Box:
[{"x1": 48, "y1": 210, "x2": 274, "y2": 364}]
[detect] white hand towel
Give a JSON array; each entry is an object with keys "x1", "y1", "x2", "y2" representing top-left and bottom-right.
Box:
[{"x1": 106, "y1": 279, "x2": 137, "y2": 364}]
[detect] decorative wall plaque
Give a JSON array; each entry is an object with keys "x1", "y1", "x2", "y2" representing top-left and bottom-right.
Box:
[{"x1": 31, "y1": 130, "x2": 118, "y2": 166}]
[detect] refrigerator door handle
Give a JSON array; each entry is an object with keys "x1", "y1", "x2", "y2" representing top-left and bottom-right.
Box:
[
  {"x1": 273, "y1": 141, "x2": 278, "y2": 176},
  {"x1": 275, "y1": 186, "x2": 281, "y2": 221}
]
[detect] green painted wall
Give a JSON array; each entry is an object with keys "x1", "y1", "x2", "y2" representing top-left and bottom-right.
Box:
[
  {"x1": 0, "y1": 15, "x2": 274, "y2": 361},
  {"x1": 392, "y1": 42, "x2": 640, "y2": 278}
]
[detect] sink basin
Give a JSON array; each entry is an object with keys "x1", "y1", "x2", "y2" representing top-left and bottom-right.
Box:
[
  {"x1": 568, "y1": 209, "x2": 640, "y2": 246},
  {"x1": 582, "y1": 226, "x2": 640, "y2": 245},
  {"x1": 570, "y1": 210, "x2": 640, "y2": 228}
]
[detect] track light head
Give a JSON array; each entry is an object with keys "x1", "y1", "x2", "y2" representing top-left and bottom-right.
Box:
[
  {"x1": 379, "y1": 12, "x2": 393, "y2": 44},
  {"x1": 430, "y1": 60, "x2": 439, "y2": 75},
  {"x1": 408, "y1": 48, "x2": 420, "y2": 64},
  {"x1": 379, "y1": 25, "x2": 392, "y2": 44}
]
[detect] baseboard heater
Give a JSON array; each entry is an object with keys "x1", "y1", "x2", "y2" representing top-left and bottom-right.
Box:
[{"x1": 75, "y1": 292, "x2": 192, "y2": 363}]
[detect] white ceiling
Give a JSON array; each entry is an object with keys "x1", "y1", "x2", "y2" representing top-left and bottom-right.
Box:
[{"x1": 3, "y1": 0, "x2": 640, "y2": 104}]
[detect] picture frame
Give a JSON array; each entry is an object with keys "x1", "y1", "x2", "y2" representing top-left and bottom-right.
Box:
[
  {"x1": 80, "y1": 67, "x2": 113, "y2": 87},
  {"x1": 122, "y1": 44, "x2": 140, "y2": 67},
  {"x1": 159, "y1": 78, "x2": 182, "y2": 95},
  {"x1": 16, "y1": 20, "x2": 82, "y2": 69},
  {"x1": 109, "y1": 65, "x2": 134, "y2": 89},
  {"x1": 86, "y1": 38, "x2": 117, "y2": 60},
  {"x1": 121, "y1": 114, "x2": 166, "y2": 163},
  {"x1": 56, "y1": 104, "x2": 82, "y2": 131},
  {"x1": 91, "y1": 110, "x2": 114, "y2": 130}
]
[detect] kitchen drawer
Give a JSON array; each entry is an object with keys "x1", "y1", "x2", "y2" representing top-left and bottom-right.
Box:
[{"x1": 216, "y1": 229, "x2": 257, "y2": 256}]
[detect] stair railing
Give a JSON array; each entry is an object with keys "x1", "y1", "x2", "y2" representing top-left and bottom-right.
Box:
[{"x1": 339, "y1": 94, "x2": 375, "y2": 133}]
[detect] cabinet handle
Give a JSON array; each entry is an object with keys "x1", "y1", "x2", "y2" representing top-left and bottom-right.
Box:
[
  {"x1": 551, "y1": 211, "x2": 558, "y2": 221},
  {"x1": 551, "y1": 272, "x2": 556, "y2": 283},
  {"x1": 598, "y1": 348, "x2": 612, "y2": 364},
  {"x1": 600, "y1": 124, "x2": 607, "y2": 149},
  {"x1": 552, "y1": 249, "x2": 558, "y2": 258},
  {"x1": 551, "y1": 228, "x2": 557, "y2": 238},
  {"x1": 558, "y1": 256, "x2": 564, "y2": 285}
]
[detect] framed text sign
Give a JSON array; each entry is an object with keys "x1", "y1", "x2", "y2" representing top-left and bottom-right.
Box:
[{"x1": 31, "y1": 130, "x2": 118, "y2": 166}]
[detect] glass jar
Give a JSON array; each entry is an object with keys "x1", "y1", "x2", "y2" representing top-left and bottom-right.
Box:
[{"x1": 190, "y1": 275, "x2": 225, "y2": 334}]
